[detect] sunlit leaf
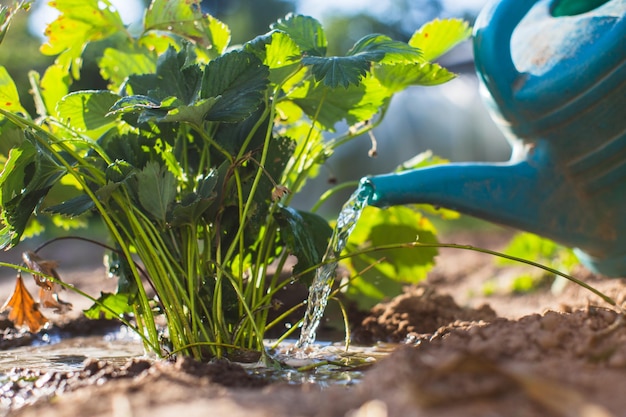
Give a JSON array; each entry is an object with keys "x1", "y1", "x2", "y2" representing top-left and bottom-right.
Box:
[
  {"x1": 500, "y1": 232, "x2": 579, "y2": 275},
  {"x1": 157, "y1": 97, "x2": 220, "y2": 124},
  {"x1": 205, "y1": 14, "x2": 230, "y2": 55},
  {"x1": 41, "y1": 0, "x2": 125, "y2": 77},
  {"x1": 374, "y1": 61, "x2": 456, "y2": 93},
  {"x1": 0, "y1": 134, "x2": 68, "y2": 248},
  {"x1": 409, "y1": 18, "x2": 471, "y2": 62},
  {"x1": 44, "y1": 194, "x2": 94, "y2": 217},
  {"x1": 302, "y1": 55, "x2": 370, "y2": 89},
  {"x1": 137, "y1": 32, "x2": 179, "y2": 56},
  {"x1": 344, "y1": 206, "x2": 438, "y2": 309},
  {"x1": 348, "y1": 34, "x2": 421, "y2": 64},
  {"x1": 57, "y1": 90, "x2": 120, "y2": 136},
  {"x1": 135, "y1": 161, "x2": 177, "y2": 226},
  {"x1": 144, "y1": 0, "x2": 230, "y2": 53},
  {"x1": 271, "y1": 13, "x2": 326, "y2": 57},
  {"x1": 0, "y1": 66, "x2": 27, "y2": 115},
  {"x1": 84, "y1": 292, "x2": 133, "y2": 319},
  {"x1": 289, "y1": 76, "x2": 389, "y2": 130},
  {"x1": 108, "y1": 95, "x2": 161, "y2": 115},
  {"x1": 201, "y1": 50, "x2": 269, "y2": 122},
  {"x1": 38, "y1": 63, "x2": 70, "y2": 117},
  {"x1": 1, "y1": 274, "x2": 49, "y2": 333},
  {"x1": 302, "y1": 34, "x2": 421, "y2": 88},
  {"x1": 99, "y1": 46, "x2": 157, "y2": 90},
  {"x1": 0, "y1": 120, "x2": 25, "y2": 163},
  {"x1": 246, "y1": 31, "x2": 301, "y2": 85}
]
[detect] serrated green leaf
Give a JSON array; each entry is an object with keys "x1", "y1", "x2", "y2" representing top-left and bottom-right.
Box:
[
  {"x1": 99, "y1": 46, "x2": 157, "y2": 90},
  {"x1": 348, "y1": 34, "x2": 421, "y2": 64},
  {"x1": 110, "y1": 94, "x2": 219, "y2": 125},
  {"x1": 158, "y1": 97, "x2": 220, "y2": 124},
  {"x1": 274, "y1": 206, "x2": 332, "y2": 285},
  {"x1": 344, "y1": 206, "x2": 438, "y2": 309},
  {"x1": 290, "y1": 76, "x2": 389, "y2": 130},
  {"x1": 201, "y1": 50, "x2": 269, "y2": 122},
  {"x1": 302, "y1": 55, "x2": 371, "y2": 89},
  {"x1": 205, "y1": 14, "x2": 231, "y2": 55},
  {"x1": 144, "y1": 0, "x2": 203, "y2": 35},
  {"x1": 0, "y1": 139, "x2": 66, "y2": 247},
  {"x1": 302, "y1": 34, "x2": 421, "y2": 88},
  {"x1": 44, "y1": 194, "x2": 94, "y2": 216},
  {"x1": 374, "y1": 61, "x2": 456, "y2": 93},
  {"x1": 150, "y1": 46, "x2": 202, "y2": 104},
  {"x1": 57, "y1": 90, "x2": 120, "y2": 136},
  {"x1": 271, "y1": 14, "x2": 326, "y2": 57},
  {"x1": 84, "y1": 292, "x2": 133, "y2": 319},
  {"x1": 0, "y1": 66, "x2": 26, "y2": 115},
  {"x1": 260, "y1": 31, "x2": 301, "y2": 68},
  {"x1": 108, "y1": 95, "x2": 161, "y2": 115},
  {"x1": 246, "y1": 31, "x2": 301, "y2": 86},
  {"x1": 409, "y1": 18, "x2": 471, "y2": 62},
  {"x1": 105, "y1": 160, "x2": 137, "y2": 183},
  {"x1": 171, "y1": 172, "x2": 218, "y2": 226},
  {"x1": 0, "y1": 120, "x2": 25, "y2": 163},
  {"x1": 137, "y1": 32, "x2": 178, "y2": 56},
  {"x1": 135, "y1": 161, "x2": 177, "y2": 226},
  {"x1": 0, "y1": 141, "x2": 36, "y2": 209}
]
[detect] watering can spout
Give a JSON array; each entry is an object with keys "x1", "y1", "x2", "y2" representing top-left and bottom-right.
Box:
[
  {"x1": 366, "y1": 161, "x2": 538, "y2": 228},
  {"x1": 365, "y1": 148, "x2": 554, "y2": 242}
]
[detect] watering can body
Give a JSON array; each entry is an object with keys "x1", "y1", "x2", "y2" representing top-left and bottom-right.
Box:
[{"x1": 366, "y1": 0, "x2": 626, "y2": 276}]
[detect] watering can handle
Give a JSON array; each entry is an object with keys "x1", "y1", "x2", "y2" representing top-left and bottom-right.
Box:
[{"x1": 473, "y1": 0, "x2": 536, "y2": 115}]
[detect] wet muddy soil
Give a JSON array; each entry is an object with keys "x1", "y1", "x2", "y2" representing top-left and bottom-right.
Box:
[{"x1": 3, "y1": 231, "x2": 626, "y2": 417}]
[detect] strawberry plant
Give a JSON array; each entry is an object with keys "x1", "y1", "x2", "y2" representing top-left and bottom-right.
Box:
[{"x1": 0, "y1": 0, "x2": 470, "y2": 359}]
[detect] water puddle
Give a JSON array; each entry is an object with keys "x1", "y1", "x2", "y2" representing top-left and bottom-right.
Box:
[
  {"x1": 260, "y1": 340, "x2": 395, "y2": 387},
  {"x1": 297, "y1": 181, "x2": 373, "y2": 348},
  {"x1": 0, "y1": 327, "x2": 145, "y2": 374}
]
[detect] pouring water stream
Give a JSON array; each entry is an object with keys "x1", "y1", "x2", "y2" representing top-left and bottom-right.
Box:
[{"x1": 296, "y1": 180, "x2": 374, "y2": 348}]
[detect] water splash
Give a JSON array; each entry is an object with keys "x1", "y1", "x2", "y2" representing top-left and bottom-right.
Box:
[{"x1": 296, "y1": 180, "x2": 374, "y2": 348}]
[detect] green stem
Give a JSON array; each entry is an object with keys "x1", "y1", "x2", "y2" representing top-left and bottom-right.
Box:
[
  {"x1": 296, "y1": 241, "x2": 618, "y2": 308},
  {"x1": 311, "y1": 180, "x2": 360, "y2": 213}
]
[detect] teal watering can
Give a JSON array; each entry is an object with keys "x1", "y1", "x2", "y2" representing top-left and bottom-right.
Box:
[{"x1": 364, "y1": 0, "x2": 626, "y2": 276}]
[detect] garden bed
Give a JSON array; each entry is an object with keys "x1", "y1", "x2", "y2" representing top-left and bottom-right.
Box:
[{"x1": 4, "y1": 230, "x2": 626, "y2": 417}]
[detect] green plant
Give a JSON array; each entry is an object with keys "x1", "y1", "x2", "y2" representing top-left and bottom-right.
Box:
[
  {"x1": 0, "y1": 0, "x2": 470, "y2": 359},
  {"x1": 500, "y1": 232, "x2": 579, "y2": 294}
]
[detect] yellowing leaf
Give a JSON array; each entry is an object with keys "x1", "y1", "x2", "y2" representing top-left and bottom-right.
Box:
[
  {"x1": 1, "y1": 274, "x2": 49, "y2": 333},
  {"x1": 0, "y1": 66, "x2": 26, "y2": 115},
  {"x1": 144, "y1": 0, "x2": 230, "y2": 53},
  {"x1": 22, "y1": 251, "x2": 73, "y2": 314},
  {"x1": 41, "y1": 0, "x2": 125, "y2": 77},
  {"x1": 409, "y1": 18, "x2": 471, "y2": 62},
  {"x1": 374, "y1": 61, "x2": 456, "y2": 93}
]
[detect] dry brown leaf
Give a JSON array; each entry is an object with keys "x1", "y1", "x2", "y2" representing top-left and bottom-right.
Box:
[
  {"x1": 22, "y1": 251, "x2": 72, "y2": 314},
  {"x1": 1, "y1": 274, "x2": 49, "y2": 333}
]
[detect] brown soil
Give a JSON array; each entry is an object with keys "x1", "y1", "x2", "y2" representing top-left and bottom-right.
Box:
[{"x1": 4, "y1": 230, "x2": 626, "y2": 417}]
